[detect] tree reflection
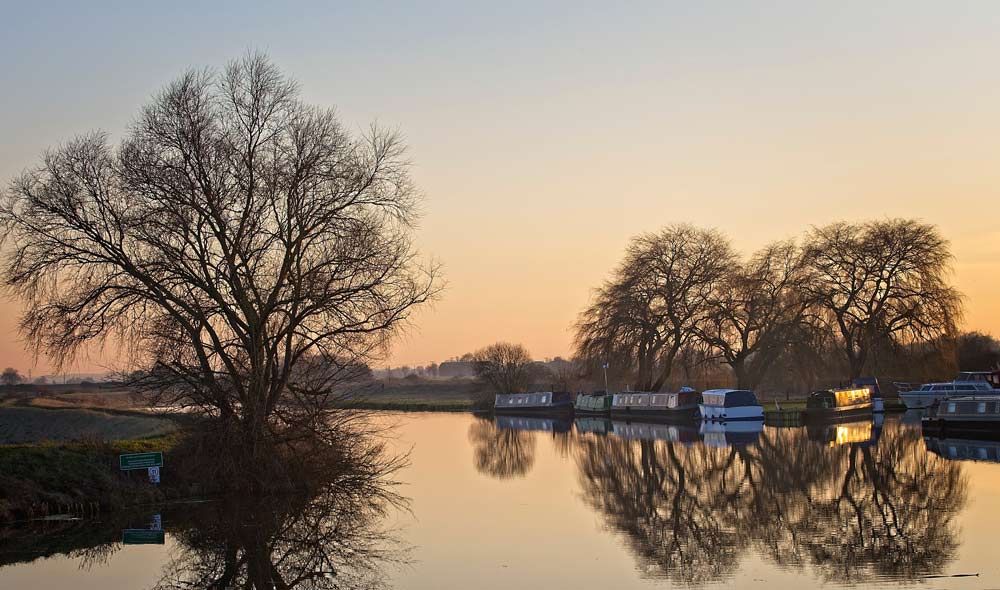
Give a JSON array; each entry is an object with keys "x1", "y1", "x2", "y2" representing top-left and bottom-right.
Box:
[
  {"x1": 468, "y1": 417, "x2": 537, "y2": 479},
  {"x1": 575, "y1": 419, "x2": 968, "y2": 585},
  {"x1": 576, "y1": 436, "x2": 750, "y2": 584},
  {"x1": 154, "y1": 476, "x2": 405, "y2": 589}
]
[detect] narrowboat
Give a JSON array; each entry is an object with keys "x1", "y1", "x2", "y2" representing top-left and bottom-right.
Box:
[
  {"x1": 803, "y1": 387, "x2": 873, "y2": 420},
  {"x1": 920, "y1": 395, "x2": 1000, "y2": 438},
  {"x1": 698, "y1": 389, "x2": 764, "y2": 422},
  {"x1": 806, "y1": 418, "x2": 876, "y2": 447},
  {"x1": 494, "y1": 391, "x2": 574, "y2": 414},
  {"x1": 495, "y1": 414, "x2": 573, "y2": 433},
  {"x1": 575, "y1": 391, "x2": 613, "y2": 414},
  {"x1": 851, "y1": 377, "x2": 886, "y2": 413},
  {"x1": 699, "y1": 420, "x2": 763, "y2": 447},
  {"x1": 611, "y1": 420, "x2": 700, "y2": 443},
  {"x1": 899, "y1": 371, "x2": 1000, "y2": 410},
  {"x1": 610, "y1": 387, "x2": 702, "y2": 420}
]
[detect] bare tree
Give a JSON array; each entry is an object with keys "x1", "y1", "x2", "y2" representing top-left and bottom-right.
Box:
[
  {"x1": 1, "y1": 368, "x2": 22, "y2": 386},
  {"x1": 0, "y1": 53, "x2": 438, "y2": 447},
  {"x1": 472, "y1": 342, "x2": 534, "y2": 394},
  {"x1": 575, "y1": 225, "x2": 735, "y2": 391},
  {"x1": 803, "y1": 220, "x2": 962, "y2": 378},
  {"x1": 698, "y1": 241, "x2": 814, "y2": 389}
]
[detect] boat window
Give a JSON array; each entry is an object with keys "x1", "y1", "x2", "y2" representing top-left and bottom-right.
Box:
[
  {"x1": 947, "y1": 402, "x2": 956, "y2": 413},
  {"x1": 979, "y1": 402, "x2": 987, "y2": 413},
  {"x1": 541, "y1": 394, "x2": 549, "y2": 403},
  {"x1": 921, "y1": 385, "x2": 932, "y2": 391}
]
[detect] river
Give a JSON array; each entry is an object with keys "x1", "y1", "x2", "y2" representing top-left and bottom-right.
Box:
[{"x1": 1, "y1": 411, "x2": 998, "y2": 589}]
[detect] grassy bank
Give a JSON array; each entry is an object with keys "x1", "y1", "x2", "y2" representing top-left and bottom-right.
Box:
[
  {"x1": 335, "y1": 379, "x2": 486, "y2": 412},
  {"x1": 0, "y1": 435, "x2": 188, "y2": 522}
]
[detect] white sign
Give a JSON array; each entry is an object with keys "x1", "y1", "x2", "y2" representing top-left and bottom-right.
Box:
[
  {"x1": 151, "y1": 513, "x2": 162, "y2": 531},
  {"x1": 148, "y1": 466, "x2": 161, "y2": 484}
]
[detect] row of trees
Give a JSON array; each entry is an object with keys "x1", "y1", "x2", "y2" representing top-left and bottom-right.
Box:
[{"x1": 575, "y1": 220, "x2": 966, "y2": 391}]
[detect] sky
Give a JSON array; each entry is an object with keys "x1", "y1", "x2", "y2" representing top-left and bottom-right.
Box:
[{"x1": 2, "y1": 1, "x2": 1000, "y2": 374}]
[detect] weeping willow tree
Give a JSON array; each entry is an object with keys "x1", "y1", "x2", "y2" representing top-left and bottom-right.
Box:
[{"x1": 0, "y1": 53, "x2": 438, "y2": 452}]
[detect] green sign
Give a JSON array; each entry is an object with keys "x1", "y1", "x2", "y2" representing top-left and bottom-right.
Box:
[
  {"x1": 122, "y1": 529, "x2": 165, "y2": 545},
  {"x1": 119, "y1": 452, "x2": 163, "y2": 470}
]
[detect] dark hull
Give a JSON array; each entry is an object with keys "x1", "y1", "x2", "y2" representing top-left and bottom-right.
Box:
[
  {"x1": 610, "y1": 406, "x2": 700, "y2": 422},
  {"x1": 922, "y1": 418, "x2": 1000, "y2": 439},
  {"x1": 803, "y1": 405, "x2": 874, "y2": 422},
  {"x1": 494, "y1": 403, "x2": 574, "y2": 415}
]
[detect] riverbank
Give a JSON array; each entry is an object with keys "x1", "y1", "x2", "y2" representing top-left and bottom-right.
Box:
[{"x1": 0, "y1": 435, "x2": 185, "y2": 522}]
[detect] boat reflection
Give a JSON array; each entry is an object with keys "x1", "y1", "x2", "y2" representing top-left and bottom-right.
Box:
[
  {"x1": 494, "y1": 414, "x2": 572, "y2": 433},
  {"x1": 805, "y1": 416, "x2": 882, "y2": 447},
  {"x1": 574, "y1": 416, "x2": 612, "y2": 436},
  {"x1": 699, "y1": 419, "x2": 763, "y2": 447},
  {"x1": 925, "y1": 435, "x2": 1000, "y2": 463},
  {"x1": 612, "y1": 420, "x2": 700, "y2": 443}
]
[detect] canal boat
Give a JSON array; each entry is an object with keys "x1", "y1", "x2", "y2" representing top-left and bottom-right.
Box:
[
  {"x1": 611, "y1": 420, "x2": 700, "y2": 443},
  {"x1": 575, "y1": 391, "x2": 613, "y2": 414},
  {"x1": 699, "y1": 420, "x2": 763, "y2": 447},
  {"x1": 920, "y1": 395, "x2": 1000, "y2": 438},
  {"x1": 803, "y1": 387, "x2": 873, "y2": 420},
  {"x1": 851, "y1": 377, "x2": 886, "y2": 413},
  {"x1": 494, "y1": 391, "x2": 574, "y2": 414},
  {"x1": 698, "y1": 389, "x2": 764, "y2": 422},
  {"x1": 610, "y1": 387, "x2": 701, "y2": 420},
  {"x1": 495, "y1": 414, "x2": 573, "y2": 433},
  {"x1": 899, "y1": 371, "x2": 1000, "y2": 409}
]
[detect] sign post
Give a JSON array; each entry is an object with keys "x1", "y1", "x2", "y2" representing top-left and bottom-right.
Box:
[{"x1": 119, "y1": 452, "x2": 163, "y2": 471}]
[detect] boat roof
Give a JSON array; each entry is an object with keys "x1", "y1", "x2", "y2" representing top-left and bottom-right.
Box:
[{"x1": 702, "y1": 388, "x2": 754, "y2": 395}]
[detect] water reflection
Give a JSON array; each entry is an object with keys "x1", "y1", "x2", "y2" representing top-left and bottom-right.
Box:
[
  {"x1": 155, "y1": 487, "x2": 401, "y2": 589},
  {"x1": 0, "y1": 471, "x2": 404, "y2": 589},
  {"x1": 573, "y1": 417, "x2": 968, "y2": 585},
  {"x1": 925, "y1": 436, "x2": 1000, "y2": 463}
]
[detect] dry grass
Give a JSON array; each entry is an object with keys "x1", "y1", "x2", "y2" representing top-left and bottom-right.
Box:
[{"x1": 0, "y1": 407, "x2": 177, "y2": 445}]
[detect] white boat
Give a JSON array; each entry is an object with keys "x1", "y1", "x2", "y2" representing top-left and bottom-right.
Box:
[
  {"x1": 698, "y1": 389, "x2": 764, "y2": 422},
  {"x1": 898, "y1": 371, "x2": 1000, "y2": 410}
]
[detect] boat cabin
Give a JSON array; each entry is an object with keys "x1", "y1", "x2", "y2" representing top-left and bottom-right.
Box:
[
  {"x1": 494, "y1": 391, "x2": 573, "y2": 412},
  {"x1": 806, "y1": 387, "x2": 872, "y2": 411},
  {"x1": 957, "y1": 371, "x2": 1000, "y2": 388},
  {"x1": 575, "y1": 392, "x2": 613, "y2": 413},
  {"x1": 699, "y1": 389, "x2": 764, "y2": 421},
  {"x1": 611, "y1": 388, "x2": 701, "y2": 411},
  {"x1": 915, "y1": 382, "x2": 995, "y2": 394},
  {"x1": 700, "y1": 389, "x2": 759, "y2": 408}
]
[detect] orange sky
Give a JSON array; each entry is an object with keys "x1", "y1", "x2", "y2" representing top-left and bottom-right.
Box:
[{"x1": 2, "y1": 2, "x2": 1000, "y2": 375}]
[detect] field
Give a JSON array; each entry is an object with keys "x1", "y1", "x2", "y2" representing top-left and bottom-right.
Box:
[{"x1": 0, "y1": 407, "x2": 177, "y2": 444}]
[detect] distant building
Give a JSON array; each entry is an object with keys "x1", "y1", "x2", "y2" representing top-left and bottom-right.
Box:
[{"x1": 438, "y1": 361, "x2": 477, "y2": 378}]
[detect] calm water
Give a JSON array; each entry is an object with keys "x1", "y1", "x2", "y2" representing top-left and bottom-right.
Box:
[{"x1": 2, "y1": 411, "x2": 1000, "y2": 589}]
